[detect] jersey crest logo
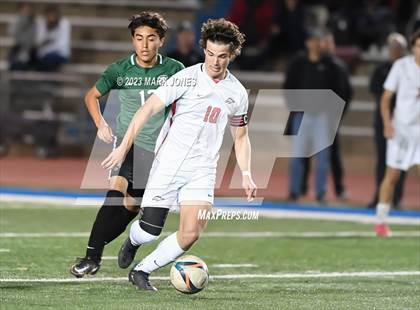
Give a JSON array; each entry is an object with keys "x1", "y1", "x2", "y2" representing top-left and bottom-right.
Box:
[
  {"x1": 225, "y1": 97, "x2": 235, "y2": 105},
  {"x1": 116, "y1": 76, "x2": 124, "y2": 86}
]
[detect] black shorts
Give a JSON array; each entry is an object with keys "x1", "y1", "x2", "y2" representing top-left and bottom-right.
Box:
[{"x1": 109, "y1": 136, "x2": 155, "y2": 201}]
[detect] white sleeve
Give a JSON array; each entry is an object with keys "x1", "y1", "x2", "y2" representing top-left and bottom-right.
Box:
[
  {"x1": 383, "y1": 60, "x2": 400, "y2": 92},
  {"x1": 230, "y1": 89, "x2": 249, "y2": 127},
  {"x1": 153, "y1": 68, "x2": 192, "y2": 107}
]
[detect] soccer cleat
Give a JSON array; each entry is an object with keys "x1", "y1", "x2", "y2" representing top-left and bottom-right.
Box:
[
  {"x1": 118, "y1": 237, "x2": 140, "y2": 269},
  {"x1": 128, "y1": 269, "x2": 158, "y2": 292},
  {"x1": 69, "y1": 257, "x2": 101, "y2": 278},
  {"x1": 375, "y1": 223, "x2": 392, "y2": 238}
]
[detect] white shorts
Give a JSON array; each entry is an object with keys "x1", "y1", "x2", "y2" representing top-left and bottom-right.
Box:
[
  {"x1": 141, "y1": 160, "x2": 216, "y2": 210},
  {"x1": 386, "y1": 129, "x2": 420, "y2": 171}
]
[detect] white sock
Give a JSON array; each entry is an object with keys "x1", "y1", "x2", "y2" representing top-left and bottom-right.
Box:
[
  {"x1": 129, "y1": 221, "x2": 159, "y2": 246},
  {"x1": 376, "y1": 203, "x2": 391, "y2": 224},
  {"x1": 134, "y1": 232, "x2": 185, "y2": 274}
]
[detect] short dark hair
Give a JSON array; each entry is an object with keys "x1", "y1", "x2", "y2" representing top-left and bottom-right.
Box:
[
  {"x1": 128, "y1": 12, "x2": 168, "y2": 38},
  {"x1": 410, "y1": 29, "x2": 420, "y2": 47},
  {"x1": 199, "y1": 18, "x2": 245, "y2": 57}
]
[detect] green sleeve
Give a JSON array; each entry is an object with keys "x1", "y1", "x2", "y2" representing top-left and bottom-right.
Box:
[
  {"x1": 176, "y1": 61, "x2": 185, "y2": 72},
  {"x1": 95, "y1": 63, "x2": 119, "y2": 95}
]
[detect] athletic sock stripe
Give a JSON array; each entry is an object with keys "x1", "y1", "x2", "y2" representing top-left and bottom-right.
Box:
[{"x1": 140, "y1": 220, "x2": 163, "y2": 229}]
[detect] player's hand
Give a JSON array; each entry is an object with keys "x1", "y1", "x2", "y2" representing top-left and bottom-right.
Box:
[
  {"x1": 384, "y1": 123, "x2": 394, "y2": 139},
  {"x1": 101, "y1": 146, "x2": 125, "y2": 170},
  {"x1": 97, "y1": 121, "x2": 114, "y2": 143},
  {"x1": 242, "y1": 175, "x2": 257, "y2": 202}
]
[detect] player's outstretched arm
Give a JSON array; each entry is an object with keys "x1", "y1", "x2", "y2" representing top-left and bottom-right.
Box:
[
  {"x1": 380, "y1": 90, "x2": 395, "y2": 139},
  {"x1": 85, "y1": 86, "x2": 114, "y2": 143},
  {"x1": 232, "y1": 125, "x2": 257, "y2": 201},
  {"x1": 101, "y1": 94, "x2": 165, "y2": 170}
]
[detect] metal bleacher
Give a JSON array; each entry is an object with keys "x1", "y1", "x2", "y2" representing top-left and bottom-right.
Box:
[
  {"x1": 0, "y1": 0, "x2": 377, "y2": 158},
  {"x1": 0, "y1": 0, "x2": 200, "y2": 156}
]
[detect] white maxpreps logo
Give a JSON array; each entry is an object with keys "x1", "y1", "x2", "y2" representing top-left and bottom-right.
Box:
[
  {"x1": 157, "y1": 75, "x2": 168, "y2": 86},
  {"x1": 80, "y1": 89, "x2": 345, "y2": 202}
]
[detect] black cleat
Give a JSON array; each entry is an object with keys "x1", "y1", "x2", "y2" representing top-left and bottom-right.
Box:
[
  {"x1": 128, "y1": 269, "x2": 157, "y2": 291},
  {"x1": 118, "y1": 238, "x2": 140, "y2": 269},
  {"x1": 69, "y1": 257, "x2": 100, "y2": 278}
]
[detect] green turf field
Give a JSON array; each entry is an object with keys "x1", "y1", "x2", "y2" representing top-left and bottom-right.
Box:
[{"x1": 1, "y1": 202, "x2": 419, "y2": 309}]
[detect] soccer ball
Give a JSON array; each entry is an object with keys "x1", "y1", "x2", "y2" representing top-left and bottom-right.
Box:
[{"x1": 170, "y1": 255, "x2": 209, "y2": 294}]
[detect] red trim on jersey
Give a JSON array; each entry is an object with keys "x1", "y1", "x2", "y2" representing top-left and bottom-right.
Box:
[{"x1": 170, "y1": 101, "x2": 177, "y2": 125}]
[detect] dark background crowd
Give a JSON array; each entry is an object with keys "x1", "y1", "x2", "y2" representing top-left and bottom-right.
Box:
[{"x1": 1, "y1": 0, "x2": 419, "y2": 208}]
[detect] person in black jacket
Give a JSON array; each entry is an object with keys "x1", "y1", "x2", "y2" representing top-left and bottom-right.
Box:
[
  {"x1": 285, "y1": 29, "x2": 350, "y2": 203},
  {"x1": 368, "y1": 33, "x2": 407, "y2": 209},
  {"x1": 299, "y1": 31, "x2": 353, "y2": 200}
]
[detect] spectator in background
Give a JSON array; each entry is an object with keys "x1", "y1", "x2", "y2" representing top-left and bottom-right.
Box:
[
  {"x1": 167, "y1": 21, "x2": 203, "y2": 68},
  {"x1": 8, "y1": 2, "x2": 38, "y2": 70},
  {"x1": 368, "y1": 32, "x2": 407, "y2": 209},
  {"x1": 321, "y1": 30, "x2": 352, "y2": 199},
  {"x1": 36, "y1": 5, "x2": 71, "y2": 71},
  {"x1": 356, "y1": 0, "x2": 395, "y2": 50},
  {"x1": 271, "y1": 0, "x2": 305, "y2": 56},
  {"x1": 299, "y1": 30, "x2": 353, "y2": 200},
  {"x1": 228, "y1": 0, "x2": 275, "y2": 70},
  {"x1": 285, "y1": 29, "x2": 338, "y2": 203},
  {"x1": 374, "y1": 30, "x2": 420, "y2": 237}
]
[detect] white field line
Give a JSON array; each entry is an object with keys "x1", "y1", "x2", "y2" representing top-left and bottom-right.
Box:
[
  {"x1": 213, "y1": 264, "x2": 259, "y2": 268},
  {"x1": 0, "y1": 231, "x2": 419, "y2": 238},
  {"x1": 98, "y1": 258, "x2": 258, "y2": 268},
  {"x1": 101, "y1": 256, "x2": 117, "y2": 260},
  {"x1": 1, "y1": 271, "x2": 419, "y2": 283},
  {"x1": 228, "y1": 207, "x2": 420, "y2": 225},
  {"x1": 2, "y1": 195, "x2": 419, "y2": 225},
  {"x1": 0, "y1": 249, "x2": 10, "y2": 252}
]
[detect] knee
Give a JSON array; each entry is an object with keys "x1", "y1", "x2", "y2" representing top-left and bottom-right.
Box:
[
  {"x1": 177, "y1": 229, "x2": 201, "y2": 249},
  {"x1": 139, "y1": 207, "x2": 169, "y2": 235}
]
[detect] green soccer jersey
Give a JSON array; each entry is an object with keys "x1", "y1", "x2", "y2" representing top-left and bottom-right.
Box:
[{"x1": 95, "y1": 53, "x2": 184, "y2": 151}]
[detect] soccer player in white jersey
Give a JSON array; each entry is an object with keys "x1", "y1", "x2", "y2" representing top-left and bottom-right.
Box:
[
  {"x1": 102, "y1": 18, "x2": 257, "y2": 291},
  {"x1": 375, "y1": 29, "x2": 420, "y2": 237}
]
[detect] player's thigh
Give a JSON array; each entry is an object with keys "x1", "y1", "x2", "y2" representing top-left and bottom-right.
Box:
[{"x1": 179, "y1": 201, "x2": 212, "y2": 236}]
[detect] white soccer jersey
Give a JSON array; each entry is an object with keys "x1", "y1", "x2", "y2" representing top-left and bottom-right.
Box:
[
  {"x1": 384, "y1": 55, "x2": 420, "y2": 129},
  {"x1": 153, "y1": 63, "x2": 249, "y2": 173}
]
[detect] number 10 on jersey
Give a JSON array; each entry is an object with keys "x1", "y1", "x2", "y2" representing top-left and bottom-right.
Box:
[{"x1": 203, "y1": 106, "x2": 221, "y2": 123}]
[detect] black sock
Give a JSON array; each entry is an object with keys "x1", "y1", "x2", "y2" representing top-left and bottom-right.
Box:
[
  {"x1": 85, "y1": 190, "x2": 137, "y2": 262},
  {"x1": 103, "y1": 205, "x2": 138, "y2": 245},
  {"x1": 86, "y1": 205, "x2": 110, "y2": 262}
]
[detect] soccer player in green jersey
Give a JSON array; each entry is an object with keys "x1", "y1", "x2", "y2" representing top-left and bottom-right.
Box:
[{"x1": 70, "y1": 12, "x2": 184, "y2": 278}]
